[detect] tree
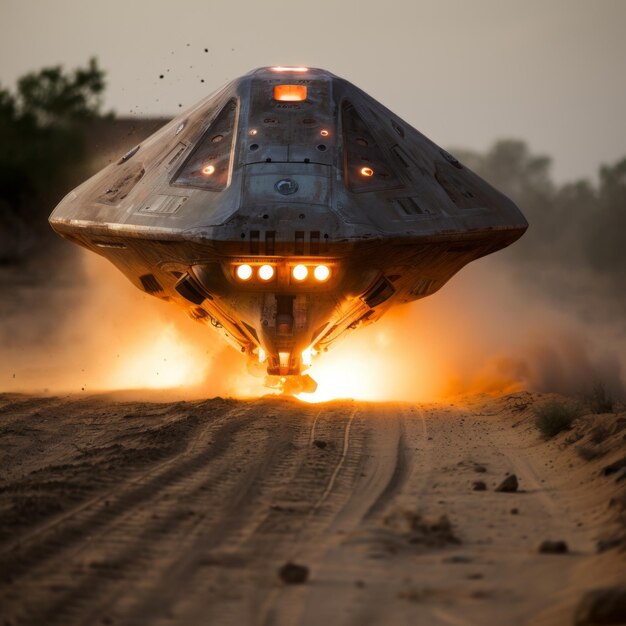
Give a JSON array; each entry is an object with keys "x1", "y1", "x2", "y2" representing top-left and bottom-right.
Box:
[
  {"x1": 0, "y1": 58, "x2": 109, "y2": 263},
  {"x1": 586, "y1": 158, "x2": 626, "y2": 283}
]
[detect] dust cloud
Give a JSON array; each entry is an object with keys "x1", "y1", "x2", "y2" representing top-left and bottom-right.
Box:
[
  {"x1": 0, "y1": 251, "x2": 264, "y2": 398},
  {"x1": 2, "y1": 141, "x2": 624, "y2": 402},
  {"x1": 3, "y1": 244, "x2": 622, "y2": 403},
  {"x1": 304, "y1": 253, "x2": 625, "y2": 402}
]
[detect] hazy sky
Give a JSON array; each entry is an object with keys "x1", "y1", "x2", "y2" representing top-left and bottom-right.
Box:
[{"x1": 1, "y1": 0, "x2": 625, "y2": 182}]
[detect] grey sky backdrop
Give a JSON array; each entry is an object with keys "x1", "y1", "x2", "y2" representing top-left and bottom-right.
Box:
[{"x1": 1, "y1": 0, "x2": 625, "y2": 183}]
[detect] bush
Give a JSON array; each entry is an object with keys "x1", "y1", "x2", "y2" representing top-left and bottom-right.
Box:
[
  {"x1": 534, "y1": 401, "x2": 581, "y2": 438},
  {"x1": 585, "y1": 382, "x2": 614, "y2": 414}
]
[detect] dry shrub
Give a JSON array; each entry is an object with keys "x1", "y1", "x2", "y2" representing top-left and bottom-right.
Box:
[
  {"x1": 585, "y1": 382, "x2": 614, "y2": 414},
  {"x1": 534, "y1": 401, "x2": 581, "y2": 438}
]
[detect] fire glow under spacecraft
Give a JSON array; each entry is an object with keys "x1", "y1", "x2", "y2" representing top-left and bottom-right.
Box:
[{"x1": 49, "y1": 66, "x2": 527, "y2": 393}]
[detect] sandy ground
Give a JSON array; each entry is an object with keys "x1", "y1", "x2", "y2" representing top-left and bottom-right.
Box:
[{"x1": 0, "y1": 391, "x2": 625, "y2": 626}]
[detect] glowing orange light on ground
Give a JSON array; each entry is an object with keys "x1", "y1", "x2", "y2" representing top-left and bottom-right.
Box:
[{"x1": 274, "y1": 85, "x2": 307, "y2": 102}]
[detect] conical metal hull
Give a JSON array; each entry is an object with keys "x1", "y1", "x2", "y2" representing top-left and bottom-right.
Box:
[{"x1": 49, "y1": 66, "x2": 527, "y2": 387}]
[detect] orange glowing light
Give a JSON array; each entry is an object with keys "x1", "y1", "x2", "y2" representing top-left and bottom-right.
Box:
[
  {"x1": 314, "y1": 265, "x2": 330, "y2": 282},
  {"x1": 249, "y1": 129, "x2": 258, "y2": 136},
  {"x1": 236, "y1": 264, "x2": 253, "y2": 280},
  {"x1": 292, "y1": 264, "x2": 308, "y2": 281},
  {"x1": 320, "y1": 129, "x2": 329, "y2": 137},
  {"x1": 258, "y1": 264, "x2": 274, "y2": 281},
  {"x1": 296, "y1": 312, "x2": 423, "y2": 403},
  {"x1": 274, "y1": 85, "x2": 307, "y2": 102},
  {"x1": 271, "y1": 66, "x2": 309, "y2": 72},
  {"x1": 202, "y1": 164, "x2": 215, "y2": 175},
  {"x1": 360, "y1": 167, "x2": 374, "y2": 177}
]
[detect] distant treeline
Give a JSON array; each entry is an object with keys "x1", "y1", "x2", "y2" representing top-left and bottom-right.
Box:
[
  {"x1": 455, "y1": 142, "x2": 626, "y2": 319},
  {"x1": 0, "y1": 59, "x2": 167, "y2": 266},
  {"x1": 0, "y1": 58, "x2": 108, "y2": 264}
]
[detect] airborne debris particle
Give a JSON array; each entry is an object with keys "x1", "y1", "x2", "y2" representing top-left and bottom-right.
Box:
[
  {"x1": 279, "y1": 562, "x2": 309, "y2": 584},
  {"x1": 159, "y1": 75, "x2": 164, "y2": 79}
]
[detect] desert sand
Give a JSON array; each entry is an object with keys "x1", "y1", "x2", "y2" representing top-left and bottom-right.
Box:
[{"x1": 0, "y1": 392, "x2": 624, "y2": 625}]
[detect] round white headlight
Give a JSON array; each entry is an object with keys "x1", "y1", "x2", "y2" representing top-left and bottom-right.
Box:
[
  {"x1": 236, "y1": 264, "x2": 252, "y2": 280},
  {"x1": 292, "y1": 264, "x2": 308, "y2": 281}
]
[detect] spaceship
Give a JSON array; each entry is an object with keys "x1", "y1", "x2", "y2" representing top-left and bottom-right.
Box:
[{"x1": 49, "y1": 66, "x2": 527, "y2": 393}]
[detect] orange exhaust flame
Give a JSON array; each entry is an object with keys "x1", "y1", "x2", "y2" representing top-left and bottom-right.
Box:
[{"x1": 4, "y1": 253, "x2": 623, "y2": 402}]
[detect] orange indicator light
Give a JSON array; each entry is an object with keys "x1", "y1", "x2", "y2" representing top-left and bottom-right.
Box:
[
  {"x1": 274, "y1": 85, "x2": 307, "y2": 102},
  {"x1": 320, "y1": 129, "x2": 329, "y2": 137},
  {"x1": 360, "y1": 167, "x2": 374, "y2": 177},
  {"x1": 202, "y1": 164, "x2": 215, "y2": 175}
]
